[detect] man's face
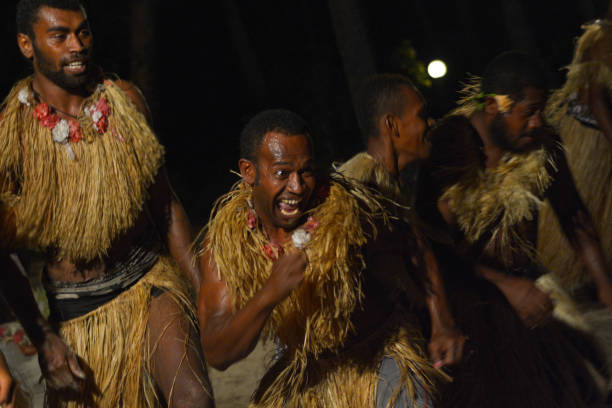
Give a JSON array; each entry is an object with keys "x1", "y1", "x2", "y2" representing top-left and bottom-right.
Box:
[
  {"x1": 490, "y1": 86, "x2": 546, "y2": 151},
  {"x1": 251, "y1": 132, "x2": 316, "y2": 231},
  {"x1": 393, "y1": 86, "x2": 432, "y2": 170},
  {"x1": 27, "y1": 6, "x2": 93, "y2": 89}
]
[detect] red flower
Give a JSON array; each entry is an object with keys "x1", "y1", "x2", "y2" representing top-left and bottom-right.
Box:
[
  {"x1": 263, "y1": 243, "x2": 284, "y2": 261},
  {"x1": 68, "y1": 120, "x2": 82, "y2": 143},
  {"x1": 247, "y1": 210, "x2": 257, "y2": 230},
  {"x1": 33, "y1": 102, "x2": 60, "y2": 129},
  {"x1": 13, "y1": 330, "x2": 24, "y2": 344},
  {"x1": 0, "y1": 327, "x2": 6, "y2": 337},
  {"x1": 33, "y1": 102, "x2": 51, "y2": 120},
  {"x1": 95, "y1": 116, "x2": 108, "y2": 134}
]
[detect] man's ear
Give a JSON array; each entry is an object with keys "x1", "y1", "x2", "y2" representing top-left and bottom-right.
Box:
[
  {"x1": 380, "y1": 113, "x2": 399, "y2": 139},
  {"x1": 17, "y1": 33, "x2": 34, "y2": 59},
  {"x1": 238, "y1": 158, "x2": 257, "y2": 185},
  {"x1": 483, "y1": 97, "x2": 499, "y2": 117}
]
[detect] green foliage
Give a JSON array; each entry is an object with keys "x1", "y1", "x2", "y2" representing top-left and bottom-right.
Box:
[{"x1": 392, "y1": 39, "x2": 432, "y2": 88}]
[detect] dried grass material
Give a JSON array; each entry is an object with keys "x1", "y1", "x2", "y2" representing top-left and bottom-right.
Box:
[
  {"x1": 546, "y1": 22, "x2": 612, "y2": 126},
  {"x1": 45, "y1": 257, "x2": 196, "y2": 408},
  {"x1": 442, "y1": 148, "x2": 554, "y2": 267},
  {"x1": 0, "y1": 77, "x2": 164, "y2": 262},
  {"x1": 337, "y1": 152, "x2": 405, "y2": 204},
  {"x1": 538, "y1": 22, "x2": 612, "y2": 291},
  {"x1": 204, "y1": 176, "x2": 390, "y2": 357},
  {"x1": 448, "y1": 75, "x2": 484, "y2": 118},
  {"x1": 538, "y1": 115, "x2": 612, "y2": 290},
  {"x1": 251, "y1": 313, "x2": 443, "y2": 408}
]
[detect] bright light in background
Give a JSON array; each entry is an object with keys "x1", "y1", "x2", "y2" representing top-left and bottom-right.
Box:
[{"x1": 427, "y1": 60, "x2": 447, "y2": 79}]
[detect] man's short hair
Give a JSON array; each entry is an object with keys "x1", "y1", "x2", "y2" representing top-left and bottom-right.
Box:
[
  {"x1": 481, "y1": 51, "x2": 548, "y2": 103},
  {"x1": 356, "y1": 74, "x2": 417, "y2": 144},
  {"x1": 17, "y1": 0, "x2": 84, "y2": 38},
  {"x1": 240, "y1": 109, "x2": 311, "y2": 162}
]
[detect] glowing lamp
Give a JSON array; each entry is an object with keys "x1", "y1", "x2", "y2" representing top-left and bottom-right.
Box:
[{"x1": 427, "y1": 60, "x2": 447, "y2": 79}]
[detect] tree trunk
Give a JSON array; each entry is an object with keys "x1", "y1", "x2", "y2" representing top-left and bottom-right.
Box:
[{"x1": 328, "y1": 0, "x2": 377, "y2": 114}]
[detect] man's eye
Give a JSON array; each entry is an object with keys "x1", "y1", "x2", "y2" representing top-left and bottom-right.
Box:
[
  {"x1": 52, "y1": 34, "x2": 66, "y2": 40},
  {"x1": 275, "y1": 170, "x2": 289, "y2": 178},
  {"x1": 80, "y1": 30, "x2": 91, "y2": 37}
]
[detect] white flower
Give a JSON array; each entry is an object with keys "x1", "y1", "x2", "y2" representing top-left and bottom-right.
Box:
[
  {"x1": 91, "y1": 110, "x2": 102, "y2": 123},
  {"x1": 17, "y1": 88, "x2": 30, "y2": 106},
  {"x1": 291, "y1": 229, "x2": 311, "y2": 249},
  {"x1": 94, "y1": 84, "x2": 106, "y2": 93},
  {"x1": 84, "y1": 104, "x2": 94, "y2": 119},
  {"x1": 52, "y1": 119, "x2": 70, "y2": 143}
]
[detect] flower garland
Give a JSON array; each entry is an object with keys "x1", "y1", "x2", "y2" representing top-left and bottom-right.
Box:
[
  {"x1": 247, "y1": 209, "x2": 320, "y2": 261},
  {"x1": 18, "y1": 85, "x2": 111, "y2": 159}
]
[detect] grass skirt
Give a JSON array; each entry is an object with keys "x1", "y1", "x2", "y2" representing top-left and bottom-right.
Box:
[
  {"x1": 538, "y1": 115, "x2": 612, "y2": 291},
  {"x1": 250, "y1": 312, "x2": 443, "y2": 408},
  {"x1": 45, "y1": 257, "x2": 195, "y2": 408}
]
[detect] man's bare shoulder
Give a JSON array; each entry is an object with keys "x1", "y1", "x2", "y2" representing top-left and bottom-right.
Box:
[{"x1": 110, "y1": 79, "x2": 151, "y2": 118}]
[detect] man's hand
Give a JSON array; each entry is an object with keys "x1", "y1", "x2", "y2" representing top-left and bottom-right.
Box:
[
  {"x1": 0, "y1": 352, "x2": 15, "y2": 408},
  {"x1": 498, "y1": 276, "x2": 553, "y2": 328},
  {"x1": 428, "y1": 326, "x2": 466, "y2": 368},
  {"x1": 264, "y1": 251, "x2": 307, "y2": 303},
  {"x1": 38, "y1": 331, "x2": 86, "y2": 392}
]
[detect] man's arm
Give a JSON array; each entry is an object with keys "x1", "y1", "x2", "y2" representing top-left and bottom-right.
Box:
[
  {"x1": 147, "y1": 167, "x2": 201, "y2": 291},
  {"x1": 115, "y1": 80, "x2": 201, "y2": 291},
  {"x1": 198, "y1": 244, "x2": 306, "y2": 370},
  {"x1": 414, "y1": 229, "x2": 465, "y2": 367},
  {"x1": 546, "y1": 142, "x2": 612, "y2": 308},
  {"x1": 0, "y1": 251, "x2": 85, "y2": 390}
]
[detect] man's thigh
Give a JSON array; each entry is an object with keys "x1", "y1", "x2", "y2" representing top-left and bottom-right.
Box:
[{"x1": 147, "y1": 290, "x2": 214, "y2": 407}]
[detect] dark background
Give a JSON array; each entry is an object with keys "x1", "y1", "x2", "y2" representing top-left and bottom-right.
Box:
[{"x1": 0, "y1": 0, "x2": 605, "y2": 229}]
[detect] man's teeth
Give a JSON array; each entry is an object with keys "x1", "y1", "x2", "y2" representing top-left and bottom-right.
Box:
[
  {"x1": 279, "y1": 199, "x2": 301, "y2": 216},
  {"x1": 66, "y1": 62, "x2": 84, "y2": 68},
  {"x1": 281, "y1": 199, "x2": 299, "y2": 205}
]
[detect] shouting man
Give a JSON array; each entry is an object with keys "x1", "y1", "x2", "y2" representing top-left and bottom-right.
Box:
[{"x1": 198, "y1": 109, "x2": 445, "y2": 407}]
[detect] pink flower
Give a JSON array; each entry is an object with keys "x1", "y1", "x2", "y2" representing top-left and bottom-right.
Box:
[
  {"x1": 13, "y1": 330, "x2": 24, "y2": 344},
  {"x1": 95, "y1": 97, "x2": 110, "y2": 117},
  {"x1": 68, "y1": 119, "x2": 82, "y2": 143},
  {"x1": 305, "y1": 216, "x2": 319, "y2": 232}
]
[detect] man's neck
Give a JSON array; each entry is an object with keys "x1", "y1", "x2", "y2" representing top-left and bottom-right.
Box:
[
  {"x1": 469, "y1": 112, "x2": 505, "y2": 168},
  {"x1": 366, "y1": 138, "x2": 399, "y2": 179},
  {"x1": 31, "y1": 72, "x2": 89, "y2": 117}
]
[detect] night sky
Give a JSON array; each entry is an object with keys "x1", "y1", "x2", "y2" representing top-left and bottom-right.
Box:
[{"x1": 0, "y1": 0, "x2": 604, "y2": 228}]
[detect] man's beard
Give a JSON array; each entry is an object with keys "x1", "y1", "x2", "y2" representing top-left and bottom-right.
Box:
[
  {"x1": 33, "y1": 44, "x2": 92, "y2": 90},
  {"x1": 489, "y1": 114, "x2": 520, "y2": 152}
]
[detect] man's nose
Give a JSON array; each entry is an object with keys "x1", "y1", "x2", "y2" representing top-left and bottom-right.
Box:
[
  {"x1": 66, "y1": 33, "x2": 85, "y2": 53},
  {"x1": 426, "y1": 117, "x2": 435, "y2": 130},
  {"x1": 527, "y1": 111, "x2": 543, "y2": 130},
  {"x1": 287, "y1": 173, "x2": 304, "y2": 194}
]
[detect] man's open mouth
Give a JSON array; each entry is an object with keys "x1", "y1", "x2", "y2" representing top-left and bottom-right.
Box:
[{"x1": 278, "y1": 198, "x2": 302, "y2": 217}]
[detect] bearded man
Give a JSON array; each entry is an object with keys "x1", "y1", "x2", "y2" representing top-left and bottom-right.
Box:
[
  {"x1": 198, "y1": 109, "x2": 445, "y2": 407},
  {"x1": 0, "y1": 1, "x2": 212, "y2": 406},
  {"x1": 418, "y1": 50, "x2": 612, "y2": 407}
]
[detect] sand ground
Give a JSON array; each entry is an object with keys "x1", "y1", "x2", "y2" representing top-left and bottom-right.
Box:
[{"x1": 207, "y1": 340, "x2": 275, "y2": 408}]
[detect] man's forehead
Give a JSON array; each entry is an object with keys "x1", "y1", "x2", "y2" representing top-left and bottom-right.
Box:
[
  {"x1": 34, "y1": 5, "x2": 87, "y2": 30},
  {"x1": 519, "y1": 86, "x2": 546, "y2": 105},
  {"x1": 259, "y1": 131, "x2": 313, "y2": 161}
]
